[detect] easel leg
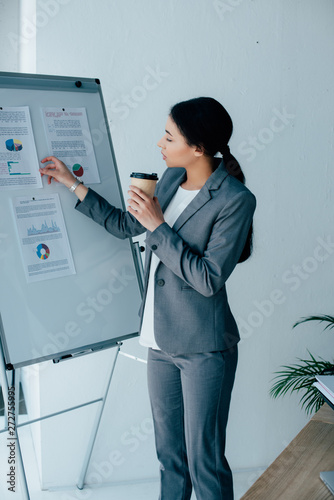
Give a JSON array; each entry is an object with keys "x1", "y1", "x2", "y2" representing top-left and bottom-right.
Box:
[
  {"x1": 0, "y1": 340, "x2": 30, "y2": 499},
  {"x1": 77, "y1": 343, "x2": 122, "y2": 490},
  {"x1": 0, "y1": 341, "x2": 8, "y2": 430},
  {"x1": 10, "y1": 369, "x2": 30, "y2": 500}
]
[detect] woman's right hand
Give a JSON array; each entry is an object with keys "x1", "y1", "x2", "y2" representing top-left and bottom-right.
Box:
[{"x1": 40, "y1": 156, "x2": 76, "y2": 188}]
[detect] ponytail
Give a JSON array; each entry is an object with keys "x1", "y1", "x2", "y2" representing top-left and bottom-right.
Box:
[
  {"x1": 220, "y1": 145, "x2": 253, "y2": 263},
  {"x1": 220, "y1": 144, "x2": 244, "y2": 184}
]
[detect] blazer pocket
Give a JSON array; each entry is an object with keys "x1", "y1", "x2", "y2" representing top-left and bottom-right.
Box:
[{"x1": 181, "y1": 285, "x2": 194, "y2": 291}]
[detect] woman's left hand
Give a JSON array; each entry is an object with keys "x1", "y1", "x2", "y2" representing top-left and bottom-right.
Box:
[{"x1": 127, "y1": 186, "x2": 165, "y2": 232}]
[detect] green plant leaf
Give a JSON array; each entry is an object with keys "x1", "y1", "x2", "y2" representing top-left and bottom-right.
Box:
[
  {"x1": 271, "y1": 315, "x2": 334, "y2": 415},
  {"x1": 293, "y1": 315, "x2": 334, "y2": 331},
  {"x1": 270, "y1": 353, "x2": 334, "y2": 414}
]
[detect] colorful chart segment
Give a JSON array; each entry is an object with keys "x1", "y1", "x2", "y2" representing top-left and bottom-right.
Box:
[
  {"x1": 6, "y1": 138, "x2": 23, "y2": 152},
  {"x1": 72, "y1": 163, "x2": 84, "y2": 177},
  {"x1": 36, "y1": 243, "x2": 50, "y2": 260}
]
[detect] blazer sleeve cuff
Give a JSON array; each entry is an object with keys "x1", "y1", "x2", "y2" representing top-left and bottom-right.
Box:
[{"x1": 145, "y1": 222, "x2": 179, "y2": 260}]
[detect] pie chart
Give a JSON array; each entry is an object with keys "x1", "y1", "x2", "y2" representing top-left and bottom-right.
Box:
[
  {"x1": 36, "y1": 243, "x2": 50, "y2": 260},
  {"x1": 72, "y1": 163, "x2": 84, "y2": 177},
  {"x1": 6, "y1": 138, "x2": 23, "y2": 152}
]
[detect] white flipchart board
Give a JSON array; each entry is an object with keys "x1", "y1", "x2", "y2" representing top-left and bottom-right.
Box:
[{"x1": 0, "y1": 72, "x2": 142, "y2": 369}]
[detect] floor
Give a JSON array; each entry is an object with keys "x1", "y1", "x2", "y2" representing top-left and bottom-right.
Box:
[{"x1": 0, "y1": 422, "x2": 265, "y2": 500}]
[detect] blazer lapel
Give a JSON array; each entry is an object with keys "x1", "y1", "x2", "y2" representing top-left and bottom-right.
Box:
[
  {"x1": 159, "y1": 169, "x2": 187, "y2": 212},
  {"x1": 173, "y1": 188, "x2": 211, "y2": 232},
  {"x1": 173, "y1": 159, "x2": 230, "y2": 233}
]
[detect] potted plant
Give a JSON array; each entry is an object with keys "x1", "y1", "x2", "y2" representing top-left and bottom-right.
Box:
[{"x1": 270, "y1": 315, "x2": 334, "y2": 414}]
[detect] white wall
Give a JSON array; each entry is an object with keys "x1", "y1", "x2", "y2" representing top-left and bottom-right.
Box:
[
  {"x1": 1, "y1": 0, "x2": 334, "y2": 490},
  {"x1": 0, "y1": 0, "x2": 20, "y2": 72}
]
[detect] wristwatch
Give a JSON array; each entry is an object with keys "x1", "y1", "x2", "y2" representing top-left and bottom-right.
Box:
[{"x1": 69, "y1": 178, "x2": 83, "y2": 192}]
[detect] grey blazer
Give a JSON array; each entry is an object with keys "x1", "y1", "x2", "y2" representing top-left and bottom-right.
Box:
[{"x1": 75, "y1": 160, "x2": 256, "y2": 355}]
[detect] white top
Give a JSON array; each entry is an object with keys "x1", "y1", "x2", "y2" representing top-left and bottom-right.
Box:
[{"x1": 139, "y1": 186, "x2": 200, "y2": 350}]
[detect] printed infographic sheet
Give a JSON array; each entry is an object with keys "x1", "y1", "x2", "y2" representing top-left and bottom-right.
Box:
[
  {"x1": 12, "y1": 193, "x2": 76, "y2": 283},
  {"x1": 42, "y1": 107, "x2": 100, "y2": 184},
  {"x1": 0, "y1": 106, "x2": 42, "y2": 190}
]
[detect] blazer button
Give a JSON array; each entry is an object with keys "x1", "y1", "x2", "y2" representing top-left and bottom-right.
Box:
[
  {"x1": 152, "y1": 245, "x2": 158, "y2": 250},
  {"x1": 157, "y1": 279, "x2": 165, "y2": 287}
]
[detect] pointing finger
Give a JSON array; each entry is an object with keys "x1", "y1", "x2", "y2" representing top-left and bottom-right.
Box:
[{"x1": 41, "y1": 156, "x2": 57, "y2": 164}]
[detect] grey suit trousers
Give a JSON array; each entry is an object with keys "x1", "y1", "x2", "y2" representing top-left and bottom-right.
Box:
[{"x1": 147, "y1": 345, "x2": 238, "y2": 500}]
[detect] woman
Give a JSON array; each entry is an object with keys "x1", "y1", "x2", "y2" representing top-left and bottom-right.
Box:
[{"x1": 40, "y1": 97, "x2": 256, "y2": 500}]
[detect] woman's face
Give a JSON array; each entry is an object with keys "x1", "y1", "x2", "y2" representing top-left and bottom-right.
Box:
[{"x1": 157, "y1": 115, "x2": 201, "y2": 168}]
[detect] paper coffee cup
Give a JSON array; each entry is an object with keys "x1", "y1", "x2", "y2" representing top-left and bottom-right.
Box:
[{"x1": 130, "y1": 172, "x2": 158, "y2": 198}]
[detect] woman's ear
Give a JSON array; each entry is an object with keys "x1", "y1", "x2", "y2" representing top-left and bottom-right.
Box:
[{"x1": 194, "y1": 145, "x2": 205, "y2": 157}]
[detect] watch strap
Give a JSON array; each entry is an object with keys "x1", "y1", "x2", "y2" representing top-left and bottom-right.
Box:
[{"x1": 69, "y1": 179, "x2": 82, "y2": 192}]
